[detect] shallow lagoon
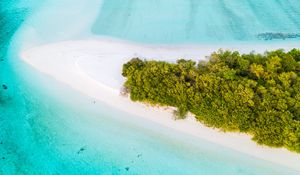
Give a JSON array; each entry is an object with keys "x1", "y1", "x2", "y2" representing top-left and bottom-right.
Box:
[
  {"x1": 93, "y1": 0, "x2": 300, "y2": 43},
  {"x1": 1, "y1": 0, "x2": 300, "y2": 174}
]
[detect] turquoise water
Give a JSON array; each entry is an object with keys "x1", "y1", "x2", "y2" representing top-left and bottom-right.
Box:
[
  {"x1": 1, "y1": 0, "x2": 300, "y2": 174},
  {"x1": 93, "y1": 0, "x2": 300, "y2": 44}
]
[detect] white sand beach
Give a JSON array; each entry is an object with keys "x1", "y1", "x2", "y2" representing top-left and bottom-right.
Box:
[{"x1": 21, "y1": 38, "x2": 300, "y2": 171}]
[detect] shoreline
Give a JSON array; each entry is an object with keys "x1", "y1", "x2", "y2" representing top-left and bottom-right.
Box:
[{"x1": 21, "y1": 38, "x2": 300, "y2": 171}]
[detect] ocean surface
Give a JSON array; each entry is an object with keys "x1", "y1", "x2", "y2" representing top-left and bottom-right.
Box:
[
  {"x1": 93, "y1": 0, "x2": 300, "y2": 44},
  {"x1": 1, "y1": 0, "x2": 300, "y2": 174}
]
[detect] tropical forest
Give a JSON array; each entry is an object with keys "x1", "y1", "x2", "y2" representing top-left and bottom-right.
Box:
[{"x1": 122, "y1": 49, "x2": 300, "y2": 153}]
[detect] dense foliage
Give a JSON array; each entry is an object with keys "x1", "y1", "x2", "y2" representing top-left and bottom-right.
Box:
[{"x1": 122, "y1": 49, "x2": 300, "y2": 153}]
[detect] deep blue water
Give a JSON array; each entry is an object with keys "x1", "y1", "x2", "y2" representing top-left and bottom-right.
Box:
[{"x1": 1, "y1": 0, "x2": 300, "y2": 174}]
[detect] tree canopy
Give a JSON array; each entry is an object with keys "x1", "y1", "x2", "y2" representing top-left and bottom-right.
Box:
[{"x1": 122, "y1": 49, "x2": 300, "y2": 153}]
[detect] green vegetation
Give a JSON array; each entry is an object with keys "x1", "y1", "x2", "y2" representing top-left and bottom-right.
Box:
[{"x1": 122, "y1": 49, "x2": 300, "y2": 153}]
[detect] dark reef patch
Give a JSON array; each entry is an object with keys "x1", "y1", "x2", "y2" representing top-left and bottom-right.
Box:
[
  {"x1": 77, "y1": 146, "x2": 86, "y2": 154},
  {"x1": 2, "y1": 84, "x2": 8, "y2": 90},
  {"x1": 257, "y1": 32, "x2": 300, "y2": 40}
]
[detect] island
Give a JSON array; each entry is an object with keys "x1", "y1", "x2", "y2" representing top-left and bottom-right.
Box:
[
  {"x1": 122, "y1": 49, "x2": 300, "y2": 153},
  {"x1": 21, "y1": 39, "x2": 300, "y2": 170}
]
